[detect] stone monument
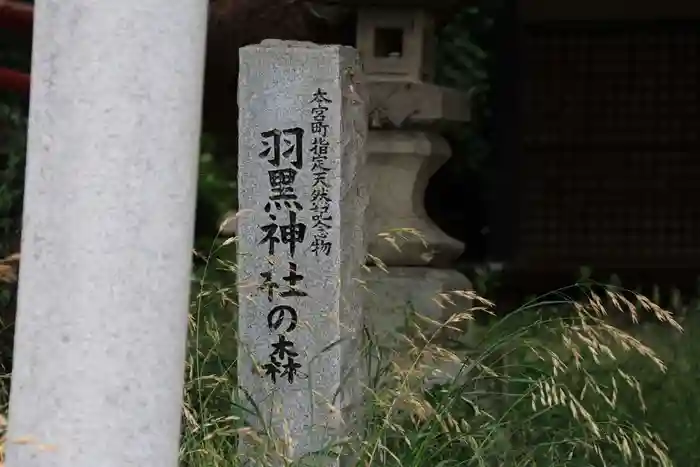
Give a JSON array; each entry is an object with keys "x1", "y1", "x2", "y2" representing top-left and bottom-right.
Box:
[{"x1": 237, "y1": 40, "x2": 368, "y2": 464}]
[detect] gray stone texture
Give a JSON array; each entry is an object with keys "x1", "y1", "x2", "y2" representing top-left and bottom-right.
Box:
[
  {"x1": 353, "y1": 4, "x2": 477, "y2": 391},
  {"x1": 365, "y1": 131, "x2": 464, "y2": 267},
  {"x1": 362, "y1": 268, "x2": 474, "y2": 395},
  {"x1": 237, "y1": 41, "x2": 368, "y2": 463},
  {"x1": 363, "y1": 268, "x2": 472, "y2": 350},
  {"x1": 356, "y1": 8, "x2": 436, "y2": 83},
  {"x1": 5, "y1": 2, "x2": 208, "y2": 467},
  {"x1": 368, "y1": 82, "x2": 472, "y2": 128}
]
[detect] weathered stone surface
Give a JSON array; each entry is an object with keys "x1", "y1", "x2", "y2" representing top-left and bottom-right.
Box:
[
  {"x1": 362, "y1": 267, "x2": 474, "y2": 393},
  {"x1": 237, "y1": 41, "x2": 368, "y2": 464},
  {"x1": 368, "y1": 82, "x2": 472, "y2": 128},
  {"x1": 4, "y1": 2, "x2": 208, "y2": 467},
  {"x1": 309, "y1": 0, "x2": 460, "y2": 8},
  {"x1": 365, "y1": 130, "x2": 464, "y2": 267},
  {"x1": 363, "y1": 267, "x2": 472, "y2": 346},
  {"x1": 356, "y1": 8, "x2": 437, "y2": 83}
]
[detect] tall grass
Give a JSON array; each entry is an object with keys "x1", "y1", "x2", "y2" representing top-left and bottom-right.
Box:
[
  {"x1": 0, "y1": 242, "x2": 680, "y2": 466},
  {"x1": 179, "y1": 236, "x2": 678, "y2": 467}
]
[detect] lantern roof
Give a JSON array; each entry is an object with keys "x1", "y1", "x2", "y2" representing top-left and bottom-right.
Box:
[{"x1": 310, "y1": 0, "x2": 461, "y2": 10}]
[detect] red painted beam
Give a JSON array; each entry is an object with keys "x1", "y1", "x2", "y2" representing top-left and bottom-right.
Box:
[
  {"x1": 0, "y1": 1, "x2": 33, "y2": 32},
  {"x1": 0, "y1": 2, "x2": 33, "y2": 94},
  {"x1": 0, "y1": 67, "x2": 30, "y2": 94}
]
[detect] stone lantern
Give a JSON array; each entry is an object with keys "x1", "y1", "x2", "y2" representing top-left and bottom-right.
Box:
[
  {"x1": 355, "y1": 4, "x2": 437, "y2": 82},
  {"x1": 316, "y1": 0, "x2": 474, "y2": 360}
]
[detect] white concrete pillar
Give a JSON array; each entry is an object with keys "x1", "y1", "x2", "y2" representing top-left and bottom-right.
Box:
[{"x1": 4, "y1": 1, "x2": 208, "y2": 467}]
